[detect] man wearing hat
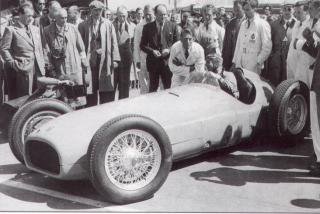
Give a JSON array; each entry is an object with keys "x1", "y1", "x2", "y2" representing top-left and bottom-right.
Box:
[
  {"x1": 78, "y1": 0, "x2": 120, "y2": 106},
  {"x1": 232, "y1": 0, "x2": 272, "y2": 75}
]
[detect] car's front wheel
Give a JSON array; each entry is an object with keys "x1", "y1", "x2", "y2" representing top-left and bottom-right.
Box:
[
  {"x1": 9, "y1": 98, "x2": 73, "y2": 164},
  {"x1": 269, "y1": 79, "x2": 309, "y2": 141},
  {"x1": 88, "y1": 115, "x2": 172, "y2": 204}
]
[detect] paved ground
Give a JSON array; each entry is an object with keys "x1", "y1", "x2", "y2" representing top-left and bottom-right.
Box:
[
  {"x1": 0, "y1": 128, "x2": 320, "y2": 212},
  {"x1": 0, "y1": 88, "x2": 320, "y2": 212}
]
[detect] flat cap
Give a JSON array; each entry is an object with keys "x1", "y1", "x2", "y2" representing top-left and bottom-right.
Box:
[{"x1": 89, "y1": 0, "x2": 106, "y2": 9}]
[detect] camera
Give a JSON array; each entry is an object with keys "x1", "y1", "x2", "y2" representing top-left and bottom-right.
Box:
[{"x1": 51, "y1": 48, "x2": 66, "y2": 60}]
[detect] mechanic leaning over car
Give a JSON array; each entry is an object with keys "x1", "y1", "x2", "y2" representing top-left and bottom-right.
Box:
[{"x1": 169, "y1": 28, "x2": 205, "y2": 87}]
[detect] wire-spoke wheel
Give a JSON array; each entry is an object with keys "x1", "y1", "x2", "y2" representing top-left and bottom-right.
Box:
[
  {"x1": 9, "y1": 98, "x2": 73, "y2": 164},
  {"x1": 21, "y1": 111, "x2": 60, "y2": 144},
  {"x1": 105, "y1": 129, "x2": 162, "y2": 191},
  {"x1": 88, "y1": 115, "x2": 172, "y2": 204},
  {"x1": 270, "y1": 80, "x2": 309, "y2": 141},
  {"x1": 285, "y1": 94, "x2": 308, "y2": 135}
]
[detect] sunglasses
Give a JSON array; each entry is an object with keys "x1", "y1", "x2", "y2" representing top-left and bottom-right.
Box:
[
  {"x1": 283, "y1": 7, "x2": 292, "y2": 11},
  {"x1": 38, "y1": 3, "x2": 46, "y2": 5}
]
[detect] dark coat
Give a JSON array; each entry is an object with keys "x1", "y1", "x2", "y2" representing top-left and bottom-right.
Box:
[
  {"x1": 0, "y1": 22, "x2": 45, "y2": 99},
  {"x1": 264, "y1": 17, "x2": 295, "y2": 86},
  {"x1": 34, "y1": 15, "x2": 51, "y2": 47},
  {"x1": 140, "y1": 20, "x2": 180, "y2": 73},
  {"x1": 222, "y1": 16, "x2": 244, "y2": 70}
]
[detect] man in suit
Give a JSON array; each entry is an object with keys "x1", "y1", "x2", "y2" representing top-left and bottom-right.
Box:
[
  {"x1": 0, "y1": 3, "x2": 45, "y2": 99},
  {"x1": 34, "y1": 1, "x2": 61, "y2": 44},
  {"x1": 113, "y1": 6, "x2": 135, "y2": 99},
  {"x1": 133, "y1": 4, "x2": 154, "y2": 94},
  {"x1": 222, "y1": 0, "x2": 245, "y2": 71},
  {"x1": 78, "y1": 0, "x2": 120, "y2": 106},
  {"x1": 140, "y1": 4, "x2": 180, "y2": 92},
  {"x1": 263, "y1": 3, "x2": 296, "y2": 86}
]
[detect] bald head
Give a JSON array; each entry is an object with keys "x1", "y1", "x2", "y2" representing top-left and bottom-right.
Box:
[
  {"x1": 155, "y1": 4, "x2": 167, "y2": 24},
  {"x1": 55, "y1": 8, "x2": 68, "y2": 26},
  {"x1": 48, "y1": 1, "x2": 61, "y2": 19}
]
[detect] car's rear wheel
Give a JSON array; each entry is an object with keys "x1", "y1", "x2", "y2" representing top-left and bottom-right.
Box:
[
  {"x1": 269, "y1": 80, "x2": 309, "y2": 142},
  {"x1": 9, "y1": 98, "x2": 73, "y2": 164},
  {"x1": 88, "y1": 115, "x2": 172, "y2": 204}
]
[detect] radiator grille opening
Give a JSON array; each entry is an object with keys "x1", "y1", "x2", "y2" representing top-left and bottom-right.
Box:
[{"x1": 26, "y1": 140, "x2": 60, "y2": 175}]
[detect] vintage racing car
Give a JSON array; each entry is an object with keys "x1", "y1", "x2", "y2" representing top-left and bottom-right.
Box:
[{"x1": 23, "y1": 70, "x2": 309, "y2": 204}]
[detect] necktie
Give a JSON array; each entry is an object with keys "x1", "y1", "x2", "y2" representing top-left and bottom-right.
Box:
[
  {"x1": 185, "y1": 49, "x2": 189, "y2": 59},
  {"x1": 247, "y1": 19, "x2": 251, "y2": 29},
  {"x1": 157, "y1": 22, "x2": 162, "y2": 47},
  {"x1": 312, "y1": 18, "x2": 318, "y2": 29},
  {"x1": 119, "y1": 22, "x2": 123, "y2": 34},
  {"x1": 286, "y1": 21, "x2": 290, "y2": 30},
  {"x1": 25, "y1": 25, "x2": 32, "y2": 39}
]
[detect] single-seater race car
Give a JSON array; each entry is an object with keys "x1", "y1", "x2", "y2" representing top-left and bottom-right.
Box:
[{"x1": 23, "y1": 69, "x2": 309, "y2": 204}]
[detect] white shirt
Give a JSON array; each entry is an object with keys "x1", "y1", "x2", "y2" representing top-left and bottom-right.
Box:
[
  {"x1": 196, "y1": 20, "x2": 225, "y2": 55},
  {"x1": 169, "y1": 41, "x2": 205, "y2": 87},
  {"x1": 232, "y1": 13, "x2": 272, "y2": 74},
  {"x1": 133, "y1": 19, "x2": 147, "y2": 63}
]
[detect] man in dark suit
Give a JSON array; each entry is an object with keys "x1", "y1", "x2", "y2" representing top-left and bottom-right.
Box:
[
  {"x1": 34, "y1": 0, "x2": 61, "y2": 45},
  {"x1": 140, "y1": 4, "x2": 180, "y2": 92},
  {"x1": 263, "y1": 3, "x2": 296, "y2": 86},
  {"x1": 222, "y1": 0, "x2": 245, "y2": 71},
  {"x1": 0, "y1": 3, "x2": 46, "y2": 99}
]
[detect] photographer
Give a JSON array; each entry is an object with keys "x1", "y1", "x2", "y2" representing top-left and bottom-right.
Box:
[{"x1": 43, "y1": 8, "x2": 88, "y2": 105}]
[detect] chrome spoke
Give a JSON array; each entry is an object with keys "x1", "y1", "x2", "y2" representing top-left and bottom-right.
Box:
[
  {"x1": 104, "y1": 129, "x2": 162, "y2": 191},
  {"x1": 286, "y1": 94, "x2": 307, "y2": 135}
]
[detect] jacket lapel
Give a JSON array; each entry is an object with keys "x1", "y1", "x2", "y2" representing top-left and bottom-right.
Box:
[
  {"x1": 152, "y1": 21, "x2": 158, "y2": 45},
  {"x1": 15, "y1": 25, "x2": 34, "y2": 47}
]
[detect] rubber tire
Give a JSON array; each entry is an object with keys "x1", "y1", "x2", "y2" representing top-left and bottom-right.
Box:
[
  {"x1": 88, "y1": 114, "x2": 172, "y2": 204},
  {"x1": 8, "y1": 98, "x2": 73, "y2": 164},
  {"x1": 269, "y1": 79, "x2": 309, "y2": 140}
]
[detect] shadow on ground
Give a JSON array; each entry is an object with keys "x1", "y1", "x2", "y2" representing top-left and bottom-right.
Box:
[
  {"x1": 291, "y1": 199, "x2": 320, "y2": 209},
  {"x1": 0, "y1": 163, "x2": 119, "y2": 210}
]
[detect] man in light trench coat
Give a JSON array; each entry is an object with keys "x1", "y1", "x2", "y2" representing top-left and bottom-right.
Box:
[{"x1": 78, "y1": 0, "x2": 120, "y2": 106}]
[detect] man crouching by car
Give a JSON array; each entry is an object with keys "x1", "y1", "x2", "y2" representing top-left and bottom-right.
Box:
[
  {"x1": 168, "y1": 28, "x2": 205, "y2": 88},
  {"x1": 169, "y1": 37, "x2": 254, "y2": 103}
]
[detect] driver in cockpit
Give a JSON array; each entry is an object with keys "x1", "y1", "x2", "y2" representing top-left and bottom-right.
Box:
[{"x1": 188, "y1": 53, "x2": 255, "y2": 104}]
